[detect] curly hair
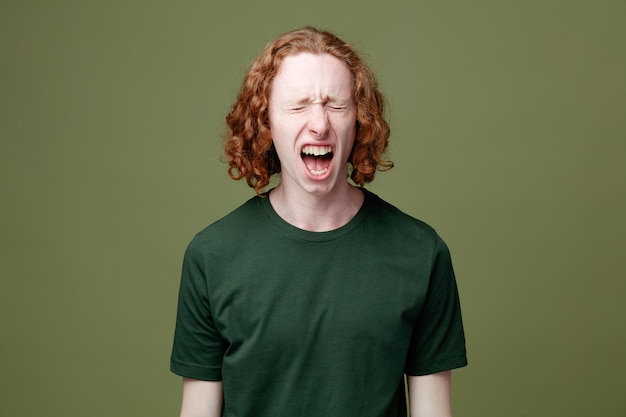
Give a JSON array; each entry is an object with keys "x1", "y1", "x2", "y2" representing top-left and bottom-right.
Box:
[{"x1": 224, "y1": 26, "x2": 393, "y2": 194}]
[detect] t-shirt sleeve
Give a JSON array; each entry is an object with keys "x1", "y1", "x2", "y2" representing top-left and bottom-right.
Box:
[
  {"x1": 170, "y1": 236, "x2": 226, "y2": 380},
  {"x1": 404, "y1": 235, "x2": 468, "y2": 376}
]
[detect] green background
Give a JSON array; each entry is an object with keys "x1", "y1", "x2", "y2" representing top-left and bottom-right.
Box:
[{"x1": 1, "y1": 1, "x2": 624, "y2": 416}]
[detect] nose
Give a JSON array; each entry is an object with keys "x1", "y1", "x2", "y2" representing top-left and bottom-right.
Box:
[{"x1": 308, "y1": 105, "x2": 329, "y2": 138}]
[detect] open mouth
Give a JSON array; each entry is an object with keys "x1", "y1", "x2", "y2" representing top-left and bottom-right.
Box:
[{"x1": 301, "y1": 145, "x2": 333, "y2": 176}]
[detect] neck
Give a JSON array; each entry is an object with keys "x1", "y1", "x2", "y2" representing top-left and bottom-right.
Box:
[{"x1": 268, "y1": 182, "x2": 365, "y2": 232}]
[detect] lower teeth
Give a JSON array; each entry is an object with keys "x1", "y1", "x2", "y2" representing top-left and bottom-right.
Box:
[{"x1": 310, "y1": 168, "x2": 328, "y2": 176}]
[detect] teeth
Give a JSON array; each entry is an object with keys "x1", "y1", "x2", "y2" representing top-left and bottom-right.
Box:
[
  {"x1": 302, "y1": 145, "x2": 332, "y2": 156},
  {"x1": 309, "y1": 168, "x2": 328, "y2": 176}
]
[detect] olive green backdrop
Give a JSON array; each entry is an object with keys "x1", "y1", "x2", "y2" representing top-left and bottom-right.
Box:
[{"x1": 1, "y1": 1, "x2": 624, "y2": 416}]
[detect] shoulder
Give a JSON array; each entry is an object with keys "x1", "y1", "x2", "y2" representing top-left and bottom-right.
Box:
[
  {"x1": 363, "y1": 189, "x2": 446, "y2": 250},
  {"x1": 195, "y1": 195, "x2": 263, "y2": 238},
  {"x1": 185, "y1": 195, "x2": 266, "y2": 255}
]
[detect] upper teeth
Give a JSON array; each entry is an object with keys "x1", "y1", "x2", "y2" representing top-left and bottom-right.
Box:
[{"x1": 302, "y1": 145, "x2": 332, "y2": 156}]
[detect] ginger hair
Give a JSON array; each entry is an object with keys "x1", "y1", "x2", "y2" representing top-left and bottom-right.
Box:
[{"x1": 224, "y1": 26, "x2": 393, "y2": 194}]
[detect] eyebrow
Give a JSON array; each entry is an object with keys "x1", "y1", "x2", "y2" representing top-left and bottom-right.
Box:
[{"x1": 287, "y1": 95, "x2": 350, "y2": 106}]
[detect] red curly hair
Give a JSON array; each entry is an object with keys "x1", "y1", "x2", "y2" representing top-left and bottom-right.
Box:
[{"x1": 224, "y1": 26, "x2": 393, "y2": 194}]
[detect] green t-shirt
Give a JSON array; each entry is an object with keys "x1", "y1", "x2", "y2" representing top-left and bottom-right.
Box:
[{"x1": 171, "y1": 189, "x2": 467, "y2": 417}]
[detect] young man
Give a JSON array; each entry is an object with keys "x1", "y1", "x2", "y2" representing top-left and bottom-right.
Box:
[{"x1": 171, "y1": 27, "x2": 467, "y2": 417}]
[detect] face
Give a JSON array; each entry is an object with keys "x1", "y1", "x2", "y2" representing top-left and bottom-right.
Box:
[{"x1": 268, "y1": 52, "x2": 357, "y2": 196}]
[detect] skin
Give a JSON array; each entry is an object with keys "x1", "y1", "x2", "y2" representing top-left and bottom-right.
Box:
[
  {"x1": 180, "y1": 379, "x2": 222, "y2": 417},
  {"x1": 408, "y1": 371, "x2": 453, "y2": 417},
  {"x1": 179, "y1": 52, "x2": 455, "y2": 417},
  {"x1": 267, "y1": 52, "x2": 364, "y2": 232}
]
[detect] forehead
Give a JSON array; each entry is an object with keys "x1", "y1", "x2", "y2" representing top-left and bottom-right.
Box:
[{"x1": 271, "y1": 52, "x2": 353, "y2": 99}]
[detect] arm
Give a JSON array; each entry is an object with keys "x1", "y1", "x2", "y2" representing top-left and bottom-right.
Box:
[
  {"x1": 179, "y1": 378, "x2": 223, "y2": 417},
  {"x1": 407, "y1": 371, "x2": 452, "y2": 417}
]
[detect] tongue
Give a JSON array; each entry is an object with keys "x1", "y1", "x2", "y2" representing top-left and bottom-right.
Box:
[{"x1": 302, "y1": 155, "x2": 331, "y2": 172}]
